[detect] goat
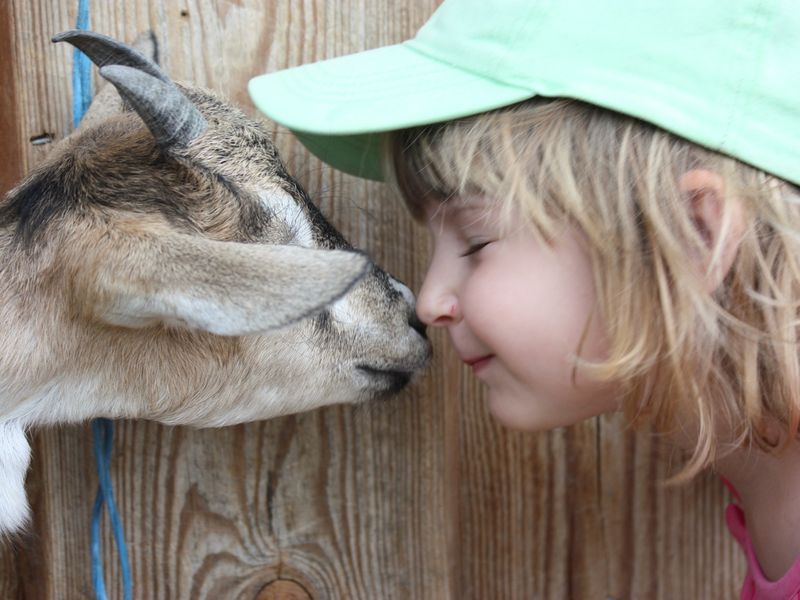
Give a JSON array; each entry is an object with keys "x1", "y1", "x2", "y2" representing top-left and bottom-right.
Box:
[{"x1": 0, "y1": 31, "x2": 430, "y2": 535}]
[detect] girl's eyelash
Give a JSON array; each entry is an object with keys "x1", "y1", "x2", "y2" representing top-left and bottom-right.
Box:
[{"x1": 461, "y1": 241, "x2": 492, "y2": 257}]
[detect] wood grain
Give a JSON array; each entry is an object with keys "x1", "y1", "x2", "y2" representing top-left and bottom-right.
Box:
[
  {"x1": 0, "y1": 0, "x2": 23, "y2": 197},
  {"x1": 0, "y1": 2, "x2": 25, "y2": 596},
  {"x1": 0, "y1": 0, "x2": 746, "y2": 598}
]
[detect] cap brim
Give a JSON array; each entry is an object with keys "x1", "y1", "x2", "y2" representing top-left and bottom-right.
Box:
[{"x1": 248, "y1": 42, "x2": 532, "y2": 180}]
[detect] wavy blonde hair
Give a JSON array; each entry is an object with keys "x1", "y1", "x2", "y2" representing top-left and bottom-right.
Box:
[{"x1": 387, "y1": 98, "x2": 800, "y2": 480}]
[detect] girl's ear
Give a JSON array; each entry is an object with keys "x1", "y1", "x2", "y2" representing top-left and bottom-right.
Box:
[{"x1": 679, "y1": 169, "x2": 746, "y2": 293}]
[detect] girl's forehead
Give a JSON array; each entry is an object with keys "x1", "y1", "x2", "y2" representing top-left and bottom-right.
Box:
[{"x1": 424, "y1": 194, "x2": 502, "y2": 229}]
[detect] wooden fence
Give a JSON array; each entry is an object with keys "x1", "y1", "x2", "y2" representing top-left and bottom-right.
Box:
[{"x1": 0, "y1": 1, "x2": 744, "y2": 598}]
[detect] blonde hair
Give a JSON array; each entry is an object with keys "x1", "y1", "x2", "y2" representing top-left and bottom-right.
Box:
[{"x1": 388, "y1": 98, "x2": 800, "y2": 480}]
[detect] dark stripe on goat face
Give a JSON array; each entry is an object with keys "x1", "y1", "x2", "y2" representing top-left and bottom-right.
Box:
[
  {"x1": 312, "y1": 309, "x2": 333, "y2": 337},
  {"x1": 1, "y1": 134, "x2": 272, "y2": 247},
  {"x1": 174, "y1": 90, "x2": 347, "y2": 243},
  {"x1": 370, "y1": 264, "x2": 403, "y2": 301},
  {"x1": 175, "y1": 157, "x2": 273, "y2": 242},
  {"x1": 1, "y1": 161, "x2": 200, "y2": 246},
  {"x1": 0, "y1": 122, "x2": 190, "y2": 245},
  {"x1": 161, "y1": 88, "x2": 348, "y2": 247}
]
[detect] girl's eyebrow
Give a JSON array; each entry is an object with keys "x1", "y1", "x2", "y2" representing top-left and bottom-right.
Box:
[
  {"x1": 447, "y1": 195, "x2": 492, "y2": 220},
  {"x1": 451, "y1": 194, "x2": 490, "y2": 209},
  {"x1": 427, "y1": 196, "x2": 493, "y2": 228}
]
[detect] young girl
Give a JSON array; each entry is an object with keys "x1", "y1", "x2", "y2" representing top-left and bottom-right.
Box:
[{"x1": 248, "y1": 0, "x2": 800, "y2": 597}]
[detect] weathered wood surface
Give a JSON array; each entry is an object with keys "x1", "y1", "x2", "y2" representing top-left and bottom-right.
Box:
[{"x1": 0, "y1": 0, "x2": 745, "y2": 598}]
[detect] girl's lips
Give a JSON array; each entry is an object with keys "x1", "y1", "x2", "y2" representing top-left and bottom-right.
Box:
[{"x1": 464, "y1": 355, "x2": 493, "y2": 373}]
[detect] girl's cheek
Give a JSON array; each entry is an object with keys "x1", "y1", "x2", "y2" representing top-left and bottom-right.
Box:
[{"x1": 459, "y1": 272, "x2": 494, "y2": 325}]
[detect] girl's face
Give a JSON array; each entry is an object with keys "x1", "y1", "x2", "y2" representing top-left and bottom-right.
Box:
[{"x1": 416, "y1": 195, "x2": 620, "y2": 430}]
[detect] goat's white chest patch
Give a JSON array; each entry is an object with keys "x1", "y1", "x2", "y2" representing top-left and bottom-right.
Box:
[{"x1": 258, "y1": 189, "x2": 314, "y2": 247}]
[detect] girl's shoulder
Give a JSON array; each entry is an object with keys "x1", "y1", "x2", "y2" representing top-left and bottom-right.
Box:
[{"x1": 725, "y1": 498, "x2": 800, "y2": 600}]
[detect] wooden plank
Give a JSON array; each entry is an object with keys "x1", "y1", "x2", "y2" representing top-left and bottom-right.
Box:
[
  {"x1": 0, "y1": 0, "x2": 24, "y2": 196},
  {"x1": 0, "y1": 0, "x2": 25, "y2": 596},
  {"x1": 456, "y1": 406, "x2": 745, "y2": 599}
]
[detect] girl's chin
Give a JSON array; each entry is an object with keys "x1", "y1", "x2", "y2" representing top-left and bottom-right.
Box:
[
  {"x1": 485, "y1": 390, "x2": 564, "y2": 432},
  {"x1": 485, "y1": 384, "x2": 622, "y2": 431}
]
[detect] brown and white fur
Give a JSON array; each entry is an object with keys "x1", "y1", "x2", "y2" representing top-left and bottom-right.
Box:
[{"x1": 0, "y1": 31, "x2": 430, "y2": 534}]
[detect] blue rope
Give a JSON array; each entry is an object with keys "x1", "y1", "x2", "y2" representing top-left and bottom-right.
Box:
[
  {"x1": 71, "y1": 1, "x2": 133, "y2": 598},
  {"x1": 90, "y1": 420, "x2": 132, "y2": 600},
  {"x1": 71, "y1": 0, "x2": 92, "y2": 129}
]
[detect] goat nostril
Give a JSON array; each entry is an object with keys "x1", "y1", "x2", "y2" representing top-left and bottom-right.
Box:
[{"x1": 409, "y1": 314, "x2": 427, "y2": 338}]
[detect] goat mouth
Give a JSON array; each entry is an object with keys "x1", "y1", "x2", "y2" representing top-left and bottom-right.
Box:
[{"x1": 356, "y1": 365, "x2": 413, "y2": 395}]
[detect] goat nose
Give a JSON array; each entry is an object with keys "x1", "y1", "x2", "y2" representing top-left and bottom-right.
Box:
[{"x1": 409, "y1": 313, "x2": 428, "y2": 339}]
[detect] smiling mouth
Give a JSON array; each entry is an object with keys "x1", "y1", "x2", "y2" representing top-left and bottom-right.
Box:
[{"x1": 464, "y1": 355, "x2": 493, "y2": 373}]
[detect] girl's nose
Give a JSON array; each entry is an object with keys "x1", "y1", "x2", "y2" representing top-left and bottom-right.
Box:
[{"x1": 416, "y1": 276, "x2": 461, "y2": 327}]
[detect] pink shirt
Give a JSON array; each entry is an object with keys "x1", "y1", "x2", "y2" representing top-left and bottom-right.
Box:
[{"x1": 725, "y1": 490, "x2": 800, "y2": 599}]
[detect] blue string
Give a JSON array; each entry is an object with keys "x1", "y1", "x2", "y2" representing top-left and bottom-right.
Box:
[
  {"x1": 71, "y1": 0, "x2": 91, "y2": 129},
  {"x1": 71, "y1": 1, "x2": 133, "y2": 598},
  {"x1": 90, "y1": 420, "x2": 132, "y2": 600}
]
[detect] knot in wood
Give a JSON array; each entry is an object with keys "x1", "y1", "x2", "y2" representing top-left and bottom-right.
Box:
[{"x1": 256, "y1": 579, "x2": 313, "y2": 600}]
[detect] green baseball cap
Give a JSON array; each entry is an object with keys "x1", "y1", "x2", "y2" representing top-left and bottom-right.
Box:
[{"x1": 248, "y1": 0, "x2": 800, "y2": 185}]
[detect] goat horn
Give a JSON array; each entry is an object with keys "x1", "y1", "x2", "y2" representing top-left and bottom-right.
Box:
[
  {"x1": 52, "y1": 30, "x2": 168, "y2": 83},
  {"x1": 99, "y1": 65, "x2": 207, "y2": 148}
]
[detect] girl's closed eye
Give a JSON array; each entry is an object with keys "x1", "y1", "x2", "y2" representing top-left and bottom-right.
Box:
[
  {"x1": 461, "y1": 239, "x2": 493, "y2": 257},
  {"x1": 455, "y1": 211, "x2": 500, "y2": 259}
]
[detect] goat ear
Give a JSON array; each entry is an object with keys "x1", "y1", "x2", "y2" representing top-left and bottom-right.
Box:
[{"x1": 84, "y1": 234, "x2": 370, "y2": 334}]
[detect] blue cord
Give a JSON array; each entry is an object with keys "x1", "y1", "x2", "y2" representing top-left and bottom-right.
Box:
[
  {"x1": 72, "y1": 1, "x2": 133, "y2": 597},
  {"x1": 71, "y1": 0, "x2": 92, "y2": 129},
  {"x1": 90, "y1": 420, "x2": 132, "y2": 600}
]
